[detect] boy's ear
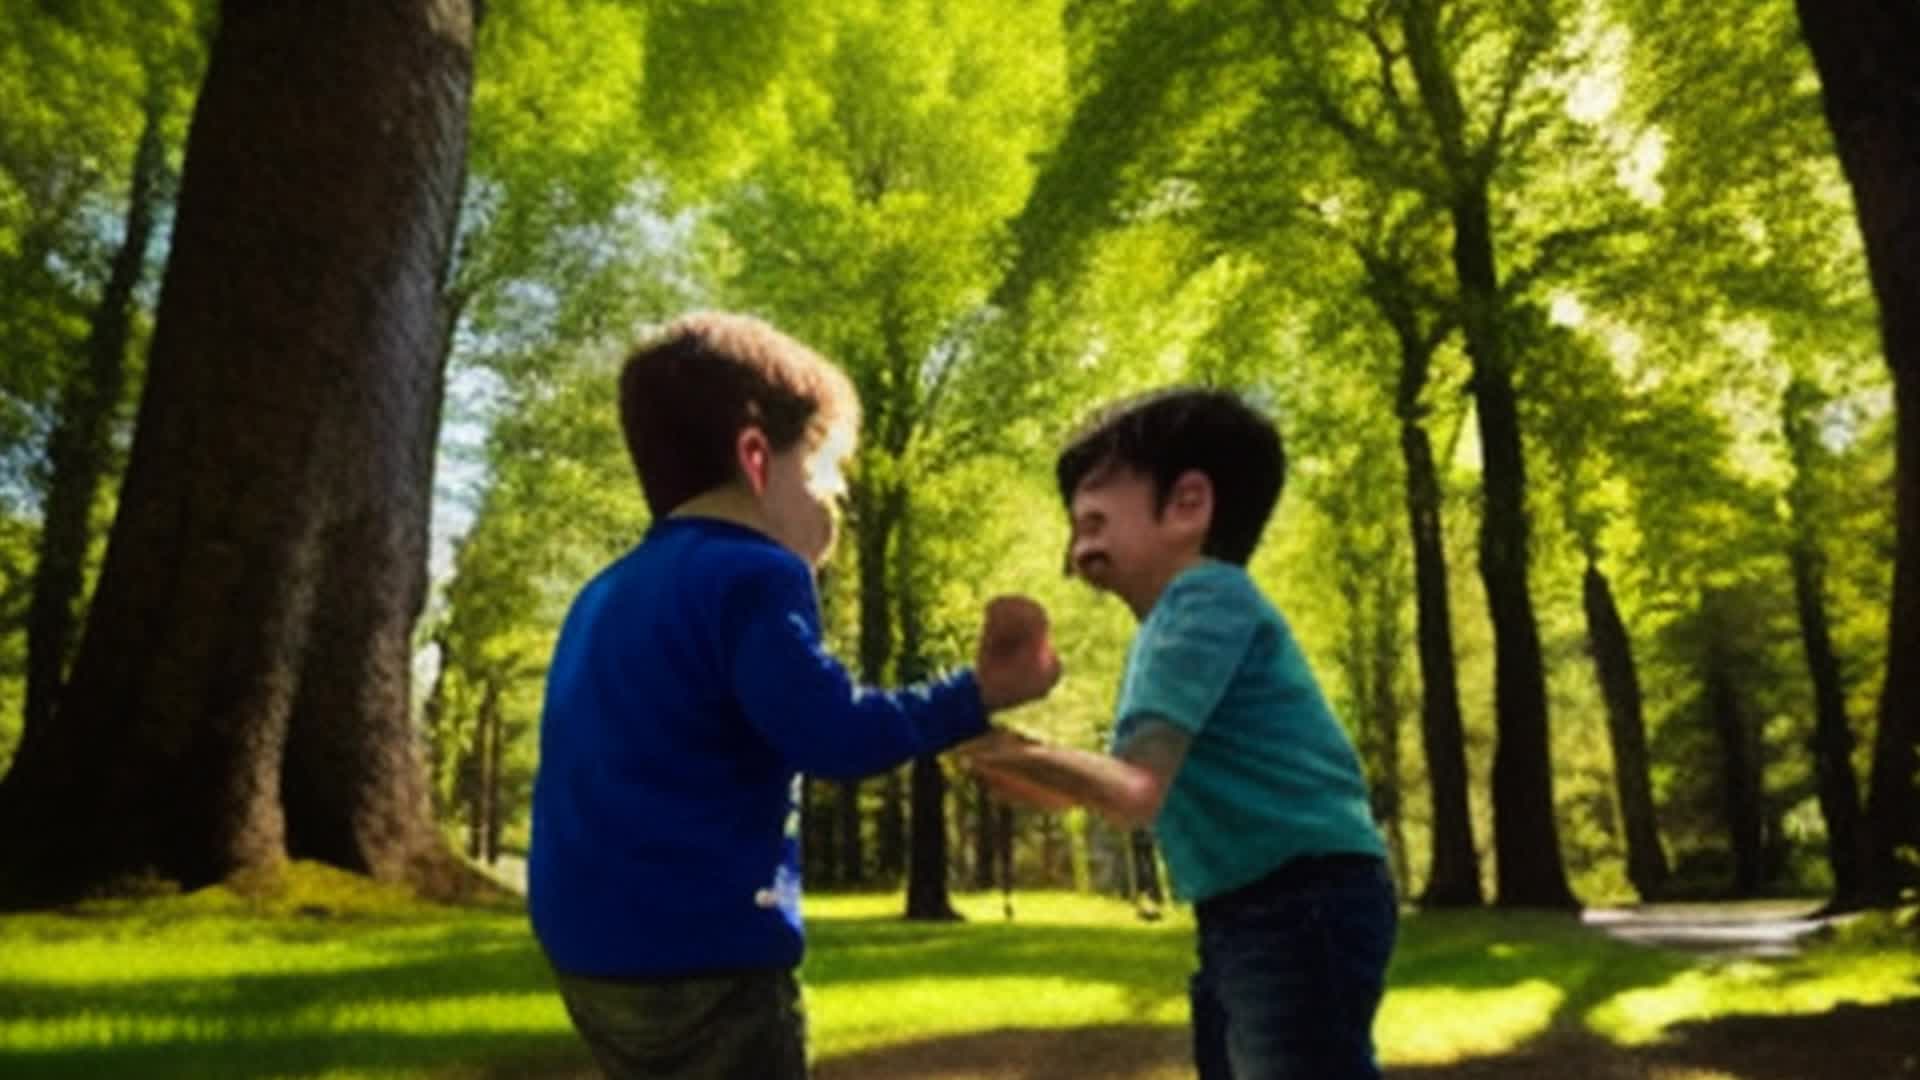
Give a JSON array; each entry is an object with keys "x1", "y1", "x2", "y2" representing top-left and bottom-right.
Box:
[
  {"x1": 1168, "y1": 469, "x2": 1213, "y2": 534},
  {"x1": 736, "y1": 426, "x2": 772, "y2": 496}
]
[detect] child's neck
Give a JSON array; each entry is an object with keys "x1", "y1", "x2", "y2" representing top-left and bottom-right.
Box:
[
  {"x1": 1125, "y1": 550, "x2": 1208, "y2": 621},
  {"x1": 670, "y1": 486, "x2": 770, "y2": 537}
]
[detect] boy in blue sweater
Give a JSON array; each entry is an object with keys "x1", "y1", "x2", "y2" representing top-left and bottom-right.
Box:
[
  {"x1": 964, "y1": 388, "x2": 1396, "y2": 1079},
  {"x1": 529, "y1": 312, "x2": 1060, "y2": 1078}
]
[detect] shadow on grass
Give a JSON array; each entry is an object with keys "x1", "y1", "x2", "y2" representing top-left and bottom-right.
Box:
[{"x1": 1386, "y1": 998, "x2": 1920, "y2": 1080}]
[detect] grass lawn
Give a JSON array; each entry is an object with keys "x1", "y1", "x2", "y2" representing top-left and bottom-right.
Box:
[{"x1": 0, "y1": 865, "x2": 1914, "y2": 1078}]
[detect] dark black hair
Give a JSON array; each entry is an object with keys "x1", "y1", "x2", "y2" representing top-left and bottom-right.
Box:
[{"x1": 1055, "y1": 387, "x2": 1286, "y2": 565}]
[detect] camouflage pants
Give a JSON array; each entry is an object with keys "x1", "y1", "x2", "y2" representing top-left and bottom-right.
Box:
[{"x1": 551, "y1": 967, "x2": 808, "y2": 1080}]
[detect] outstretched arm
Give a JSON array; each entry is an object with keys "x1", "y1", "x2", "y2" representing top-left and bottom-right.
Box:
[{"x1": 961, "y1": 719, "x2": 1190, "y2": 829}]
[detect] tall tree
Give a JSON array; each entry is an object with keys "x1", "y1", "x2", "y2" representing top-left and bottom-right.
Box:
[
  {"x1": 706, "y1": 0, "x2": 1068, "y2": 915},
  {"x1": 0, "y1": 0, "x2": 478, "y2": 905},
  {"x1": 1794, "y1": 0, "x2": 1920, "y2": 901},
  {"x1": 1582, "y1": 555, "x2": 1668, "y2": 899},
  {"x1": 0, "y1": 0, "x2": 206, "y2": 770},
  {"x1": 998, "y1": 0, "x2": 1642, "y2": 907},
  {"x1": 1390, "y1": 0, "x2": 1576, "y2": 908},
  {"x1": 1782, "y1": 377, "x2": 1871, "y2": 909},
  {"x1": 1360, "y1": 241, "x2": 1482, "y2": 906},
  {"x1": 1525, "y1": 314, "x2": 1671, "y2": 901},
  {"x1": 20, "y1": 91, "x2": 166, "y2": 750}
]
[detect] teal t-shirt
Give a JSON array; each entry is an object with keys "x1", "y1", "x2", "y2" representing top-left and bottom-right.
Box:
[{"x1": 1110, "y1": 560, "x2": 1387, "y2": 902}]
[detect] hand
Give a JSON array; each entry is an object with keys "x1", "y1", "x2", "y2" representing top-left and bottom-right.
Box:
[{"x1": 973, "y1": 595, "x2": 1063, "y2": 711}]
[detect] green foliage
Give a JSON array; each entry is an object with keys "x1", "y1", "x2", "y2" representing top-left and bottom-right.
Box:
[{"x1": 427, "y1": 353, "x2": 651, "y2": 851}]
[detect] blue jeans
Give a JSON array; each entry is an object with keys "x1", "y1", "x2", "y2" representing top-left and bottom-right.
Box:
[{"x1": 1190, "y1": 854, "x2": 1397, "y2": 1079}]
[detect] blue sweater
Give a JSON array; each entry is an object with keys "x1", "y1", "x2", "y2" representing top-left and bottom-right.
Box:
[{"x1": 528, "y1": 517, "x2": 989, "y2": 977}]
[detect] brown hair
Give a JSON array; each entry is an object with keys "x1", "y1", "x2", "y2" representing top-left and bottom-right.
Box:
[{"x1": 619, "y1": 312, "x2": 860, "y2": 516}]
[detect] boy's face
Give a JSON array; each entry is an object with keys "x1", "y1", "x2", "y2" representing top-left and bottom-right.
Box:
[
  {"x1": 761, "y1": 427, "x2": 852, "y2": 568},
  {"x1": 1066, "y1": 461, "x2": 1210, "y2": 617}
]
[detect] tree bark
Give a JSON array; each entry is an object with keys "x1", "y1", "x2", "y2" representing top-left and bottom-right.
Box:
[
  {"x1": 1794, "y1": 0, "x2": 1920, "y2": 902},
  {"x1": 1400, "y1": 0, "x2": 1575, "y2": 909},
  {"x1": 0, "y1": 0, "x2": 476, "y2": 906},
  {"x1": 1582, "y1": 560, "x2": 1670, "y2": 901},
  {"x1": 19, "y1": 90, "x2": 165, "y2": 758}
]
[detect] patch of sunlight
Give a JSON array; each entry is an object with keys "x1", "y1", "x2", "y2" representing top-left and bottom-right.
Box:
[
  {"x1": 1589, "y1": 950, "x2": 1920, "y2": 1046},
  {"x1": 1, "y1": 992, "x2": 569, "y2": 1052},
  {"x1": 1376, "y1": 980, "x2": 1565, "y2": 1065},
  {"x1": 810, "y1": 974, "x2": 1185, "y2": 1059},
  {"x1": 1617, "y1": 128, "x2": 1666, "y2": 205},
  {"x1": 286, "y1": 992, "x2": 570, "y2": 1034},
  {"x1": 1548, "y1": 292, "x2": 1586, "y2": 327},
  {"x1": 1, "y1": 938, "x2": 356, "y2": 983}
]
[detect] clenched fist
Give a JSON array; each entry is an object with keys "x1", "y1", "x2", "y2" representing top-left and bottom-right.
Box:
[{"x1": 974, "y1": 595, "x2": 1063, "y2": 711}]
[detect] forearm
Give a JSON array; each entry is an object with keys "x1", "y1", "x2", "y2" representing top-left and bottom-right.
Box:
[{"x1": 977, "y1": 746, "x2": 1159, "y2": 828}]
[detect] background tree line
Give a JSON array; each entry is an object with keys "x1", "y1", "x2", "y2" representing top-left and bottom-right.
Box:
[{"x1": 0, "y1": 0, "x2": 1912, "y2": 918}]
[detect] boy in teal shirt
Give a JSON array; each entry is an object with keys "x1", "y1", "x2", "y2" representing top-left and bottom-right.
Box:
[{"x1": 966, "y1": 388, "x2": 1396, "y2": 1079}]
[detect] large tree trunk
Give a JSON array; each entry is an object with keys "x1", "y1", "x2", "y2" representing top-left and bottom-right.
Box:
[
  {"x1": 1794, "y1": 0, "x2": 1920, "y2": 903},
  {"x1": 19, "y1": 91, "x2": 165, "y2": 757},
  {"x1": 1582, "y1": 560, "x2": 1670, "y2": 901},
  {"x1": 1401, "y1": 0, "x2": 1575, "y2": 909},
  {"x1": 0, "y1": 0, "x2": 476, "y2": 907}
]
